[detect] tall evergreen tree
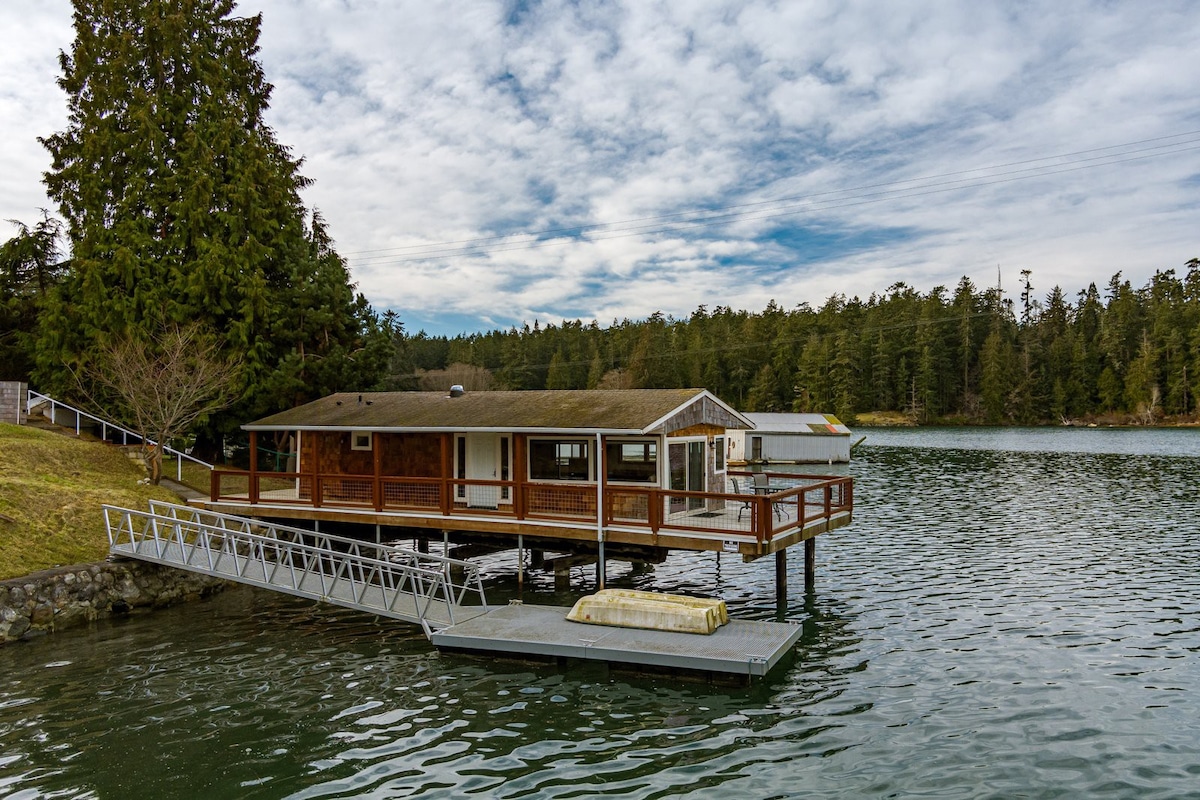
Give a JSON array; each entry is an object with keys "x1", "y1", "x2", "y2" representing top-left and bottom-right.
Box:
[
  {"x1": 545, "y1": 348, "x2": 575, "y2": 389},
  {"x1": 827, "y1": 330, "x2": 858, "y2": 423},
  {"x1": 36, "y1": 0, "x2": 389, "y2": 429},
  {"x1": 951, "y1": 276, "x2": 981, "y2": 414},
  {"x1": 979, "y1": 307, "x2": 1017, "y2": 423},
  {"x1": 0, "y1": 213, "x2": 66, "y2": 381},
  {"x1": 1071, "y1": 283, "x2": 1105, "y2": 414}
]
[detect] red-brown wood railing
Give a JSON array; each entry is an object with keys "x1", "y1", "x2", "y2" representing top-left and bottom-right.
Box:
[{"x1": 210, "y1": 469, "x2": 852, "y2": 544}]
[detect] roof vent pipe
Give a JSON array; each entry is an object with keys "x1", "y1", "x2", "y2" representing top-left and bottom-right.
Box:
[{"x1": 449, "y1": 385, "x2": 465, "y2": 398}]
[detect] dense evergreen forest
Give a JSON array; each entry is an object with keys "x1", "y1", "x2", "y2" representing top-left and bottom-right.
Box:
[{"x1": 395, "y1": 262, "x2": 1200, "y2": 425}]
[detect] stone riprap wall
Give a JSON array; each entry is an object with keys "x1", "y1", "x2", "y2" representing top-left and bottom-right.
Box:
[
  {"x1": 0, "y1": 381, "x2": 26, "y2": 426},
  {"x1": 1, "y1": 560, "x2": 229, "y2": 643}
]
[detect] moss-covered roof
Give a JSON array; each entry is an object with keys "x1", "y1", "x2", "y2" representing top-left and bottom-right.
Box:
[{"x1": 246, "y1": 389, "x2": 747, "y2": 434}]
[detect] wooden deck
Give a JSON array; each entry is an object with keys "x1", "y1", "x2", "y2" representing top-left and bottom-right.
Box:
[{"x1": 205, "y1": 471, "x2": 853, "y2": 558}]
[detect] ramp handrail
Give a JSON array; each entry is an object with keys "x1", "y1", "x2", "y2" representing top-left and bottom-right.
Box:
[
  {"x1": 146, "y1": 500, "x2": 484, "y2": 593},
  {"x1": 105, "y1": 502, "x2": 488, "y2": 635},
  {"x1": 146, "y1": 500, "x2": 488, "y2": 610},
  {"x1": 26, "y1": 389, "x2": 214, "y2": 481}
]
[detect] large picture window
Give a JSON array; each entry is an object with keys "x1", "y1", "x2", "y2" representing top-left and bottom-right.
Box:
[
  {"x1": 529, "y1": 439, "x2": 591, "y2": 481},
  {"x1": 605, "y1": 440, "x2": 658, "y2": 483}
]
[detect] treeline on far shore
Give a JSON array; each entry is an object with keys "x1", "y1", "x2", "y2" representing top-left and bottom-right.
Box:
[{"x1": 390, "y1": 261, "x2": 1200, "y2": 426}]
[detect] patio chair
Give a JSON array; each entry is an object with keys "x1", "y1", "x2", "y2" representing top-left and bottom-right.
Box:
[
  {"x1": 752, "y1": 472, "x2": 783, "y2": 519},
  {"x1": 730, "y1": 477, "x2": 754, "y2": 521}
]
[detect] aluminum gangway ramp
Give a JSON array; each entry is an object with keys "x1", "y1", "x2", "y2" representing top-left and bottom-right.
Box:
[{"x1": 103, "y1": 502, "x2": 490, "y2": 636}]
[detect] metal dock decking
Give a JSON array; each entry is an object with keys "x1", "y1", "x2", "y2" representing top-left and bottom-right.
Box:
[{"x1": 430, "y1": 603, "x2": 802, "y2": 677}]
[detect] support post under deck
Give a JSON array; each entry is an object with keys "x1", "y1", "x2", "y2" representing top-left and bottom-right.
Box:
[
  {"x1": 775, "y1": 548, "x2": 787, "y2": 609},
  {"x1": 595, "y1": 432, "x2": 606, "y2": 590},
  {"x1": 597, "y1": 541, "x2": 606, "y2": 589}
]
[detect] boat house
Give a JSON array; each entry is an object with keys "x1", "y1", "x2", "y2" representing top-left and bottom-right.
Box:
[
  {"x1": 725, "y1": 413, "x2": 853, "y2": 465},
  {"x1": 206, "y1": 388, "x2": 853, "y2": 586}
]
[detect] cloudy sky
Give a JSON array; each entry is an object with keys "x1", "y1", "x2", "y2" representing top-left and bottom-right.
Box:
[{"x1": 2, "y1": 1, "x2": 1198, "y2": 336}]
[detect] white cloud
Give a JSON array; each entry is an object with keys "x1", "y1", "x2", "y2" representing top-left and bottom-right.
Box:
[{"x1": 2, "y1": 0, "x2": 1199, "y2": 336}]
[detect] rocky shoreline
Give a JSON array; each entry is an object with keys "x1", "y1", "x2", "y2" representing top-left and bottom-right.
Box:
[{"x1": 0, "y1": 560, "x2": 228, "y2": 644}]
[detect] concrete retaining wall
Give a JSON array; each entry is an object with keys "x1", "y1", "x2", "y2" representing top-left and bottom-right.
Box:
[
  {"x1": 0, "y1": 560, "x2": 229, "y2": 644},
  {"x1": 0, "y1": 381, "x2": 26, "y2": 426}
]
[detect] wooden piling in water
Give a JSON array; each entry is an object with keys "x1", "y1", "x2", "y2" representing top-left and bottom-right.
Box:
[
  {"x1": 775, "y1": 549, "x2": 787, "y2": 608},
  {"x1": 804, "y1": 538, "x2": 816, "y2": 592}
]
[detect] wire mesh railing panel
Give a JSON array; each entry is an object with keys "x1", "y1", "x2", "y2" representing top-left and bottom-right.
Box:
[
  {"x1": 524, "y1": 484, "x2": 597, "y2": 519},
  {"x1": 659, "y1": 491, "x2": 757, "y2": 535},
  {"x1": 381, "y1": 478, "x2": 441, "y2": 510},
  {"x1": 606, "y1": 488, "x2": 651, "y2": 524},
  {"x1": 212, "y1": 470, "x2": 250, "y2": 499},
  {"x1": 318, "y1": 475, "x2": 374, "y2": 507},
  {"x1": 446, "y1": 480, "x2": 514, "y2": 514},
  {"x1": 259, "y1": 474, "x2": 302, "y2": 501}
]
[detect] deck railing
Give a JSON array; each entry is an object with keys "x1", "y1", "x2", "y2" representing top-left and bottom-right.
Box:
[{"x1": 210, "y1": 469, "x2": 853, "y2": 543}]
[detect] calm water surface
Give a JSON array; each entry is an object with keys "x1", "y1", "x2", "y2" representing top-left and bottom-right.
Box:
[{"x1": 3, "y1": 428, "x2": 1200, "y2": 798}]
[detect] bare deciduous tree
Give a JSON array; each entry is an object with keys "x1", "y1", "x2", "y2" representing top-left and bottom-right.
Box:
[{"x1": 79, "y1": 324, "x2": 242, "y2": 483}]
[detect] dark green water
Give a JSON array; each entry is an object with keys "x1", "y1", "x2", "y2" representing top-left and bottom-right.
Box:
[{"x1": 3, "y1": 428, "x2": 1200, "y2": 799}]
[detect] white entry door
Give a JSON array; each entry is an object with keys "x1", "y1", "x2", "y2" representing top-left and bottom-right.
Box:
[{"x1": 458, "y1": 434, "x2": 496, "y2": 510}]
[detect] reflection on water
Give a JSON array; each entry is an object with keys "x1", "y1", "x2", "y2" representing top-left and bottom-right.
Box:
[{"x1": 3, "y1": 428, "x2": 1200, "y2": 798}]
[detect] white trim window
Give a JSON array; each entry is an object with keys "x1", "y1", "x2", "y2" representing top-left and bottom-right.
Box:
[
  {"x1": 713, "y1": 435, "x2": 726, "y2": 473},
  {"x1": 350, "y1": 431, "x2": 373, "y2": 451},
  {"x1": 605, "y1": 438, "x2": 658, "y2": 484},
  {"x1": 528, "y1": 437, "x2": 592, "y2": 482}
]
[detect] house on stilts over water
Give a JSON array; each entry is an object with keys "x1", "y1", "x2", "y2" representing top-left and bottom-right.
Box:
[{"x1": 203, "y1": 387, "x2": 854, "y2": 597}]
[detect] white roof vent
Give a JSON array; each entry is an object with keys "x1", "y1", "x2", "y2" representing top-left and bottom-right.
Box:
[{"x1": 449, "y1": 385, "x2": 465, "y2": 398}]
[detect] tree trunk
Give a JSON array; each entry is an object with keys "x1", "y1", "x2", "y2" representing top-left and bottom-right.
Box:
[{"x1": 149, "y1": 442, "x2": 164, "y2": 485}]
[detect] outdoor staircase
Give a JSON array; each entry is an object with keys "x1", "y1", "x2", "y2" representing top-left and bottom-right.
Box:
[
  {"x1": 22, "y1": 396, "x2": 59, "y2": 431},
  {"x1": 17, "y1": 388, "x2": 213, "y2": 484}
]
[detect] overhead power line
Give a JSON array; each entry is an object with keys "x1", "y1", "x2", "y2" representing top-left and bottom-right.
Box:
[{"x1": 344, "y1": 130, "x2": 1200, "y2": 266}]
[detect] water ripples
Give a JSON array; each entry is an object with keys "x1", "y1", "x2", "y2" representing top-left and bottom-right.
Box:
[{"x1": 3, "y1": 429, "x2": 1200, "y2": 798}]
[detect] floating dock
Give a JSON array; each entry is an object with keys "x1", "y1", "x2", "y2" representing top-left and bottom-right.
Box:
[{"x1": 429, "y1": 603, "x2": 801, "y2": 678}]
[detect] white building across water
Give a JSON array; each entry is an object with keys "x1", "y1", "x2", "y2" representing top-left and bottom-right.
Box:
[{"x1": 725, "y1": 413, "x2": 853, "y2": 465}]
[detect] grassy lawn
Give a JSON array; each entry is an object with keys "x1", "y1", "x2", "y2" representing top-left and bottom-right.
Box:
[{"x1": 0, "y1": 423, "x2": 180, "y2": 580}]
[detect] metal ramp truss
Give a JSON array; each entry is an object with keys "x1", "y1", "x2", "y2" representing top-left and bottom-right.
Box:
[{"x1": 104, "y1": 501, "x2": 489, "y2": 636}]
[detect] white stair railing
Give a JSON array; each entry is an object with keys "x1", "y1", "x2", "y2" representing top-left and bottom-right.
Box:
[{"x1": 26, "y1": 389, "x2": 213, "y2": 481}]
